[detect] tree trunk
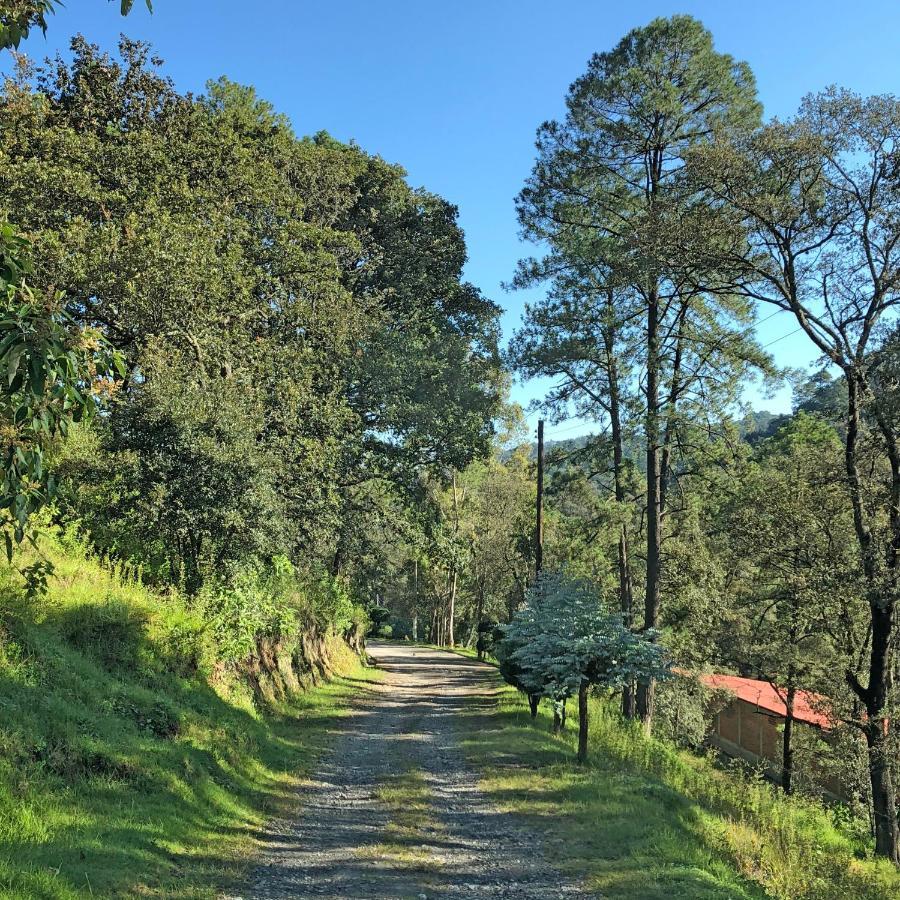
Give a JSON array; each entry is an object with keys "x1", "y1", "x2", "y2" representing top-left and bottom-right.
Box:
[
  {"x1": 447, "y1": 570, "x2": 457, "y2": 647},
  {"x1": 552, "y1": 700, "x2": 566, "y2": 734},
  {"x1": 843, "y1": 372, "x2": 900, "y2": 862},
  {"x1": 782, "y1": 685, "x2": 795, "y2": 794},
  {"x1": 475, "y1": 586, "x2": 485, "y2": 659},
  {"x1": 330, "y1": 542, "x2": 345, "y2": 578},
  {"x1": 448, "y1": 470, "x2": 460, "y2": 647},
  {"x1": 577, "y1": 680, "x2": 589, "y2": 762},
  {"x1": 535, "y1": 419, "x2": 544, "y2": 577},
  {"x1": 528, "y1": 693, "x2": 540, "y2": 719},
  {"x1": 638, "y1": 289, "x2": 661, "y2": 731},
  {"x1": 619, "y1": 526, "x2": 636, "y2": 720},
  {"x1": 859, "y1": 602, "x2": 900, "y2": 862},
  {"x1": 867, "y1": 719, "x2": 900, "y2": 862},
  {"x1": 604, "y1": 303, "x2": 636, "y2": 720}
]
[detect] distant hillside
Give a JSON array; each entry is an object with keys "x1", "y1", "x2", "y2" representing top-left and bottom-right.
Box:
[{"x1": 521, "y1": 408, "x2": 787, "y2": 464}]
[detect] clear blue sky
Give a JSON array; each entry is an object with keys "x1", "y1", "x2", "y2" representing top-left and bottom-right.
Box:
[{"x1": 7, "y1": 1, "x2": 900, "y2": 439}]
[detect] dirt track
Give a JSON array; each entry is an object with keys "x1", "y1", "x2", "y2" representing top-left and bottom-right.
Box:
[{"x1": 225, "y1": 642, "x2": 591, "y2": 900}]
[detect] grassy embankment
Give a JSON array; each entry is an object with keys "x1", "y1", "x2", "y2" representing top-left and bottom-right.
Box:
[
  {"x1": 456, "y1": 666, "x2": 900, "y2": 900},
  {"x1": 0, "y1": 530, "x2": 377, "y2": 899}
]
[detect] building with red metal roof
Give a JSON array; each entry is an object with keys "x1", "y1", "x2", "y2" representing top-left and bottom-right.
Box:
[
  {"x1": 699, "y1": 673, "x2": 834, "y2": 730},
  {"x1": 694, "y1": 672, "x2": 849, "y2": 799}
]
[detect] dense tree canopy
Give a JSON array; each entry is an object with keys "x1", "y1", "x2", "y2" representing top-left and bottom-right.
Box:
[{"x1": 0, "y1": 37, "x2": 502, "y2": 591}]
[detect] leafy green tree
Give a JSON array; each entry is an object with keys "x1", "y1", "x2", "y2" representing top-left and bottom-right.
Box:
[
  {"x1": 1, "y1": 37, "x2": 501, "y2": 599},
  {"x1": 457, "y1": 447, "x2": 533, "y2": 637},
  {"x1": 0, "y1": 43, "x2": 363, "y2": 584},
  {"x1": 420, "y1": 443, "x2": 534, "y2": 647},
  {"x1": 323, "y1": 138, "x2": 504, "y2": 579},
  {"x1": 689, "y1": 89, "x2": 900, "y2": 861}
]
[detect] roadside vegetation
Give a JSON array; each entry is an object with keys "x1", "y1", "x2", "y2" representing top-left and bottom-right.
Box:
[
  {"x1": 0, "y1": 525, "x2": 379, "y2": 899},
  {"x1": 460, "y1": 682, "x2": 900, "y2": 900}
]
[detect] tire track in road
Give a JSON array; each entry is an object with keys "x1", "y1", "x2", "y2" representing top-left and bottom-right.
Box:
[{"x1": 225, "y1": 642, "x2": 593, "y2": 900}]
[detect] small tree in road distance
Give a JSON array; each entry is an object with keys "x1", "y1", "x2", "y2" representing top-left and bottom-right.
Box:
[{"x1": 505, "y1": 573, "x2": 670, "y2": 761}]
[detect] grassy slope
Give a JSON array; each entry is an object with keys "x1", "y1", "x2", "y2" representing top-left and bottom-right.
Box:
[
  {"x1": 457, "y1": 677, "x2": 900, "y2": 900},
  {"x1": 0, "y1": 539, "x2": 377, "y2": 899}
]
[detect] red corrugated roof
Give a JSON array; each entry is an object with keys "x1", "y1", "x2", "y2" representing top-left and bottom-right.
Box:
[{"x1": 699, "y1": 673, "x2": 833, "y2": 730}]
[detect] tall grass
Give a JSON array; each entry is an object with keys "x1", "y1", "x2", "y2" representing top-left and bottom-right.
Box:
[
  {"x1": 461, "y1": 683, "x2": 900, "y2": 900},
  {"x1": 583, "y1": 697, "x2": 898, "y2": 899}
]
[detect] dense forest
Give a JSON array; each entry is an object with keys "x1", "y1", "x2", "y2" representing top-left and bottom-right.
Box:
[{"x1": 1, "y1": 4, "x2": 900, "y2": 896}]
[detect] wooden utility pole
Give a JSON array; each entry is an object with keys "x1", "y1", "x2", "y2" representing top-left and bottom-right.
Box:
[
  {"x1": 535, "y1": 419, "x2": 544, "y2": 578},
  {"x1": 412, "y1": 558, "x2": 418, "y2": 641},
  {"x1": 448, "y1": 469, "x2": 459, "y2": 647}
]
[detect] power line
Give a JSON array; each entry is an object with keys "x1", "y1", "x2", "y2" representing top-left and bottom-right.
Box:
[
  {"x1": 761, "y1": 327, "x2": 805, "y2": 349},
  {"x1": 543, "y1": 420, "x2": 596, "y2": 440},
  {"x1": 753, "y1": 308, "x2": 788, "y2": 329}
]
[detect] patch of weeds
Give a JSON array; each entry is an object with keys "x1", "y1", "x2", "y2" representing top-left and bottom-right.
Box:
[
  {"x1": 108, "y1": 694, "x2": 181, "y2": 739},
  {"x1": 357, "y1": 768, "x2": 442, "y2": 871}
]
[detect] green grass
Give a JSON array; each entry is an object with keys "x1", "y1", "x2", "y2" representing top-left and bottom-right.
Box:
[
  {"x1": 0, "y1": 536, "x2": 379, "y2": 899},
  {"x1": 356, "y1": 768, "x2": 443, "y2": 870},
  {"x1": 457, "y1": 680, "x2": 900, "y2": 900},
  {"x1": 415, "y1": 641, "x2": 496, "y2": 664}
]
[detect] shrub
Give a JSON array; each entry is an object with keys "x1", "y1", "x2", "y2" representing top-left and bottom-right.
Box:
[
  {"x1": 653, "y1": 672, "x2": 731, "y2": 749},
  {"x1": 505, "y1": 572, "x2": 670, "y2": 760}
]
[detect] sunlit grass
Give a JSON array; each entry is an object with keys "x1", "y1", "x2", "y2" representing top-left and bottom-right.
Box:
[
  {"x1": 458, "y1": 680, "x2": 900, "y2": 900},
  {"x1": 356, "y1": 768, "x2": 443, "y2": 870},
  {"x1": 0, "y1": 537, "x2": 379, "y2": 899}
]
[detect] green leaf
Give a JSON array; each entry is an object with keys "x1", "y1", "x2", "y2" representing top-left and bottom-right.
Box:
[
  {"x1": 6, "y1": 344, "x2": 25, "y2": 386},
  {"x1": 29, "y1": 354, "x2": 47, "y2": 397}
]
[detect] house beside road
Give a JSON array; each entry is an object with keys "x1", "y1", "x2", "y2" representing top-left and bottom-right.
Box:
[{"x1": 700, "y1": 673, "x2": 849, "y2": 800}]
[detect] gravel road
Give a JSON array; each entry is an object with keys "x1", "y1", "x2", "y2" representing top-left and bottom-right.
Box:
[{"x1": 224, "y1": 642, "x2": 592, "y2": 900}]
